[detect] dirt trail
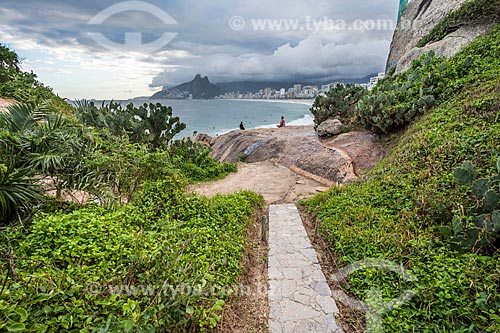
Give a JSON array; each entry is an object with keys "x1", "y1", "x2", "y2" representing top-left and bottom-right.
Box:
[{"x1": 191, "y1": 161, "x2": 327, "y2": 204}]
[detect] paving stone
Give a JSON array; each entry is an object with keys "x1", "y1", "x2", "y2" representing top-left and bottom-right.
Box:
[
  {"x1": 279, "y1": 299, "x2": 321, "y2": 321},
  {"x1": 269, "y1": 302, "x2": 282, "y2": 320},
  {"x1": 268, "y1": 265, "x2": 283, "y2": 280},
  {"x1": 325, "y1": 314, "x2": 341, "y2": 332},
  {"x1": 269, "y1": 320, "x2": 284, "y2": 333},
  {"x1": 296, "y1": 285, "x2": 316, "y2": 297},
  {"x1": 268, "y1": 204, "x2": 342, "y2": 333},
  {"x1": 280, "y1": 279, "x2": 297, "y2": 298},
  {"x1": 283, "y1": 321, "x2": 298, "y2": 333},
  {"x1": 292, "y1": 290, "x2": 314, "y2": 305},
  {"x1": 310, "y1": 281, "x2": 333, "y2": 297},
  {"x1": 294, "y1": 319, "x2": 328, "y2": 333},
  {"x1": 282, "y1": 267, "x2": 306, "y2": 280},
  {"x1": 316, "y1": 295, "x2": 340, "y2": 314}
]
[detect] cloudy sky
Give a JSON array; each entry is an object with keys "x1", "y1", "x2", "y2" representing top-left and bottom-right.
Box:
[{"x1": 0, "y1": 0, "x2": 400, "y2": 99}]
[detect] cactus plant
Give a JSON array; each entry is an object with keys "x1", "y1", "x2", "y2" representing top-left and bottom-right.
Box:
[
  {"x1": 442, "y1": 158, "x2": 500, "y2": 252},
  {"x1": 310, "y1": 84, "x2": 367, "y2": 128},
  {"x1": 482, "y1": 189, "x2": 499, "y2": 212},
  {"x1": 354, "y1": 51, "x2": 449, "y2": 134},
  {"x1": 472, "y1": 178, "x2": 489, "y2": 199},
  {"x1": 453, "y1": 161, "x2": 477, "y2": 185}
]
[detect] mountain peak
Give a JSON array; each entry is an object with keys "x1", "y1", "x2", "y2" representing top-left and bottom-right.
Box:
[{"x1": 151, "y1": 75, "x2": 222, "y2": 100}]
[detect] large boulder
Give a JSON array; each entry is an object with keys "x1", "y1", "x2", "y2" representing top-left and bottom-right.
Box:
[
  {"x1": 316, "y1": 118, "x2": 343, "y2": 138},
  {"x1": 209, "y1": 126, "x2": 385, "y2": 185}
]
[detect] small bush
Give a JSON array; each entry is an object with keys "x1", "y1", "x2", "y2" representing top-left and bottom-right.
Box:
[
  {"x1": 310, "y1": 84, "x2": 367, "y2": 127},
  {"x1": 169, "y1": 139, "x2": 237, "y2": 182}
]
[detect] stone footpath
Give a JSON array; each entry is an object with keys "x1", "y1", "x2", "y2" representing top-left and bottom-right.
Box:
[{"x1": 268, "y1": 204, "x2": 342, "y2": 332}]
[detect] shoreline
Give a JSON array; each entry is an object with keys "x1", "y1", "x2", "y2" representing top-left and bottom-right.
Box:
[
  {"x1": 224, "y1": 98, "x2": 314, "y2": 106},
  {"x1": 214, "y1": 115, "x2": 315, "y2": 136},
  {"x1": 123, "y1": 98, "x2": 315, "y2": 107}
]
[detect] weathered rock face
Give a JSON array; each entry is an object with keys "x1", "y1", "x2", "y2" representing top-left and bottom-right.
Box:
[
  {"x1": 320, "y1": 131, "x2": 387, "y2": 176},
  {"x1": 387, "y1": 0, "x2": 492, "y2": 73},
  {"x1": 316, "y1": 118, "x2": 343, "y2": 138},
  {"x1": 207, "y1": 126, "x2": 386, "y2": 185},
  {"x1": 193, "y1": 133, "x2": 213, "y2": 146}
]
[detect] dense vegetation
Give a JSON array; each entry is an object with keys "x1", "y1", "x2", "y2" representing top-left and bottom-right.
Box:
[
  {"x1": 0, "y1": 44, "x2": 72, "y2": 114},
  {"x1": 310, "y1": 84, "x2": 366, "y2": 128},
  {"x1": 304, "y1": 24, "x2": 500, "y2": 331},
  {"x1": 1, "y1": 45, "x2": 258, "y2": 331}
]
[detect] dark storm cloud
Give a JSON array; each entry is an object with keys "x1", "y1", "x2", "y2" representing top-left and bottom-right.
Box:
[{"x1": 0, "y1": 0, "x2": 400, "y2": 86}]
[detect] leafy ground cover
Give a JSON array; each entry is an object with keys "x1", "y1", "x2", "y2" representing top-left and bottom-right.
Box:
[{"x1": 1, "y1": 183, "x2": 263, "y2": 332}]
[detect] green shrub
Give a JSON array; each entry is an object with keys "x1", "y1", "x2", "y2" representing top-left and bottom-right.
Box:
[
  {"x1": 0, "y1": 102, "x2": 96, "y2": 225},
  {"x1": 169, "y1": 139, "x2": 237, "y2": 182},
  {"x1": 440, "y1": 159, "x2": 500, "y2": 252},
  {"x1": 0, "y1": 44, "x2": 73, "y2": 113},
  {"x1": 310, "y1": 84, "x2": 367, "y2": 127},
  {"x1": 0, "y1": 162, "x2": 42, "y2": 224}
]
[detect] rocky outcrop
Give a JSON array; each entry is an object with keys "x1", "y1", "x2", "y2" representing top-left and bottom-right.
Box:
[
  {"x1": 193, "y1": 133, "x2": 213, "y2": 146},
  {"x1": 201, "y1": 126, "x2": 386, "y2": 185},
  {"x1": 387, "y1": 0, "x2": 493, "y2": 73},
  {"x1": 191, "y1": 161, "x2": 327, "y2": 204},
  {"x1": 320, "y1": 131, "x2": 387, "y2": 176},
  {"x1": 316, "y1": 118, "x2": 343, "y2": 138}
]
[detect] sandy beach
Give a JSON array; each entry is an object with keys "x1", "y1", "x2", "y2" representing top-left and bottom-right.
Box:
[{"x1": 226, "y1": 98, "x2": 315, "y2": 106}]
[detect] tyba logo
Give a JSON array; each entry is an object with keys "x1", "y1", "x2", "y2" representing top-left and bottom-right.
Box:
[{"x1": 88, "y1": 1, "x2": 178, "y2": 53}]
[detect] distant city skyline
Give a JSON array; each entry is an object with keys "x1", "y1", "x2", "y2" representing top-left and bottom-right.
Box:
[
  {"x1": 218, "y1": 72, "x2": 385, "y2": 100},
  {"x1": 0, "y1": 0, "x2": 400, "y2": 99}
]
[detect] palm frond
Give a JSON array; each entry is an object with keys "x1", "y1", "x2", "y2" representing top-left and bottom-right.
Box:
[
  {"x1": 0, "y1": 165, "x2": 42, "y2": 222},
  {"x1": 0, "y1": 101, "x2": 45, "y2": 133}
]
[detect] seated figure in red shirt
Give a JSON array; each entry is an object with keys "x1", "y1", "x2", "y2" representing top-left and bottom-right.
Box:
[{"x1": 277, "y1": 116, "x2": 285, "y2": 128}]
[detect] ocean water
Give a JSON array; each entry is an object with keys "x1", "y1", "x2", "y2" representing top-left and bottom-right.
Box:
[{"x1": 125, "y1": 99, "x2": 314, "y2": 137}]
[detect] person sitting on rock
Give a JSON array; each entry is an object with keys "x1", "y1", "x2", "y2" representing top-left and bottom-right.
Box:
[
  {"x1": 240, "y1": 121, "x2": 245, "y2": 130},
  {"x1": 277, "y1": 116, "x2": 285, "y2": 128}
]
